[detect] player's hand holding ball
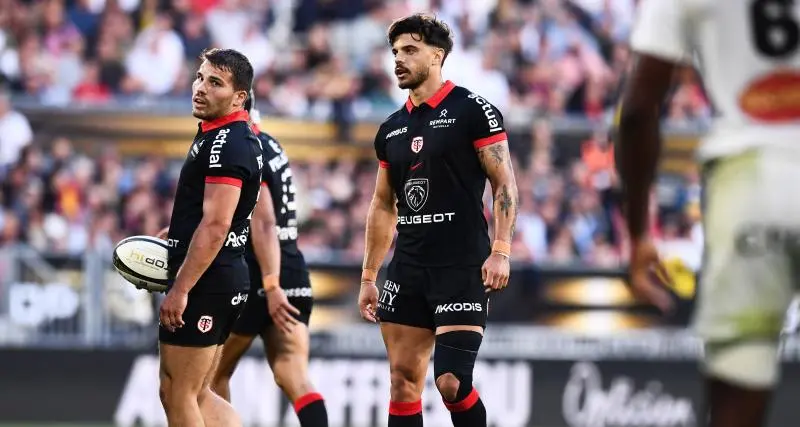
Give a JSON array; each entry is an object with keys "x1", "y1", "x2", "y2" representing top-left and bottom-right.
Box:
[
  {"x1": 358, "y1": 269, "x2": 380, "y2": 323},
  {"x1": 627, "y1": 237, "x2": 675, "y2": 314},
  {"x1": 483, "y1": 241, "x2": 511, "y2": 293},
  {"x1": 160, "y1": 287, "x2": 188, "y2": 332}
]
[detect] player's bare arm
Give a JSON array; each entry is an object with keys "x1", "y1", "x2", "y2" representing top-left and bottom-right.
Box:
[
  {"x1": 617, "y1": 54, "x2": 678, "y2": 314},
  {"x1": 250, "y1": 183, "x2": 300, "y2": 333},
  {"x1": 477, "y1": 140, "x2": 517, "y2": 292},
  {"x1": 359, "y1": 167, "x2": 397, "y2": 322},
  {"x1": 160, "y1": 183, "x2": 241, "y2": 331}
]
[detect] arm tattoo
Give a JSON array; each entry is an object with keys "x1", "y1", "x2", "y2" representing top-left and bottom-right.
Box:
[
  {"x1": 499, "y1": 184, "x2": 512, "y2": 218},
  {"x1": 488, "y1": 145, "x2": 504, "y2": 167}
]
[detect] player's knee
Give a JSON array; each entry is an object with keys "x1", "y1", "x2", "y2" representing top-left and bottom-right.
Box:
[
  {"x1": 434, "y1": 372, "x2": 461, "y2": 401},
  {"x1": 433, "y1": 330, "x2": 482, "y2": 403},
  {"x1": 704, "y1": 341, "x2": 780, "y2": 389},
  {"x1": 389, "y1": 363, "x2": 421, "y2": 400}
]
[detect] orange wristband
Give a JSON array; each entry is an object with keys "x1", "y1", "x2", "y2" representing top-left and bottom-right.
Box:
[
  {"x1": 492, "y1": 240, "x2": 511, "y2": 258},
  {"x1": 262, "y1": 274, "x2": 279, "y2": 292},
  {"x1": 361, "y1": 268, "x2": 378, "y2": 283}
]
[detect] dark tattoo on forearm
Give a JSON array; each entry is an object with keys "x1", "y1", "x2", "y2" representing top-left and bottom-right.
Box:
[{"x1": 499, "y1": 185, "x2": 512, "y2": 218}]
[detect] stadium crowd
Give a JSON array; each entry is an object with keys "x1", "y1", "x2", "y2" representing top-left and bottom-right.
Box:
[{"x1": 0, "y1": 0, "x2": 707, "y2": 268}]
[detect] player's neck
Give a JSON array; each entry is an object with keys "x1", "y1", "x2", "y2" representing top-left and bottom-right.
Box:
[{"x1": 409, "y1": 77, "x2": 445, "y2": 108}]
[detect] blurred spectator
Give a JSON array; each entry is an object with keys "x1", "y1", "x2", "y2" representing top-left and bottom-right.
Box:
[
  {"x1": 0, "y1": 88, "x2": 33, "y2": 171},
  {"x1": 0, "y1": 0, "x2": 707, "y2": 268}
]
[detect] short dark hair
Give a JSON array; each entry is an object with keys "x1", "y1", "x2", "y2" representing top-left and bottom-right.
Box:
[
  {"x1": 388, "y1": 14, "x2": 453, "y2": 61},
  {"x1": 199, "y1": 48, "x2": 254, "y2": 93}
]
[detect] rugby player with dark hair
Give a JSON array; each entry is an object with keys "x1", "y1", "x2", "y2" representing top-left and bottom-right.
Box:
[
  {"x1": 211, "y1": 94, "x2": 329, "y2": 427},
  {"x1": 358, "y1": 13, "x2": 519, "y2": 427},
  {"x1": 158, "y1": 48, "x2": 259, "y2": 427}
]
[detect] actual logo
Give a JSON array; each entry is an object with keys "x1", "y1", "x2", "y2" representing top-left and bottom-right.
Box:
[
  {"x1": 404, "y1": 178, "x2": 429, "y2": 212},
  {"x1": 411, "y1": 136, "x2": 424, "y2": 153},
  {"x1": 197, "y1": 315, "x2": 213, "y2": 333}
]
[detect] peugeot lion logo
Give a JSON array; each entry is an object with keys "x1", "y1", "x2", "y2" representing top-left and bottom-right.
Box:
[{"x1": 404, "y1": 178, "x2": 429, "y2": 212}]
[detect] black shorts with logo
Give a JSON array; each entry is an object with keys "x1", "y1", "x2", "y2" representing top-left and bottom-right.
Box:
[
  {"x1": 230, "y1": 261, "x2": 314, "y2": 336},
  {"x1": 159, "y1": 261, "x2": 250, "y2": 347},
  {"x1": 377, "y1": 261, "x2": 489, "y2": 330}
]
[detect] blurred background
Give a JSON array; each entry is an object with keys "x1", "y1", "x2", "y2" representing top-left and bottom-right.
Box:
[{"x1": 0, "y1": 0, "x2": 797, "y2": 426}]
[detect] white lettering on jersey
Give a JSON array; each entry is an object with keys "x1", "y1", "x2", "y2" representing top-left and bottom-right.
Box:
[
  {"x1": 467, "y1": 93, "x2": 503, "y2": 133},
  {"x1": 225, "y1": 227, "x2": 249, "y2": 248},
  {"x1": 397, "y1": 212, "x2": 456, "y2": 225},
  {"x1": 208, "y1": 128, "x2": 230, "y2": 168},
  {"x1": 386, "y1": 127, "x2": 408, "y2": 139}
]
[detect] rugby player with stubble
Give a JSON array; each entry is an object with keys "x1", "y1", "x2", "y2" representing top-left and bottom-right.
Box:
[
  {"x1": 358, "y1": 14, "x2": 519, "y2": 427},
  {"x1": 156, "y1": 48, "x2": 260, "y2": 427}
]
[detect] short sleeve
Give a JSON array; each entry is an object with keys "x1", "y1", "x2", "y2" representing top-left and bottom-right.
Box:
[
  {"x1": 630, "y1": 0, "x2": 692, "y2": 63},
  {"x1": 204, "y1": 127, "x2": 253, "y2": 188},
  {"x1": 374, "y1": 126, "x2": 389, "y2": 169},
  {"x1": 466, "y1": 93, "x2": 508, "y2": 149}
]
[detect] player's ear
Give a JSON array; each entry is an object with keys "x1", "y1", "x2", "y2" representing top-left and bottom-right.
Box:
[
  {"x1": 433, "y1": 48, "x2": 444, "y2": 67},
  {"x1": 233, "y1": 90, "x2": 248, "y2": 109}
]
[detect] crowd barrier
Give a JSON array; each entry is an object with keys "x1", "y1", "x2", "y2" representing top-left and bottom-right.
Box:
[{"x1": 3, "y1": 328, "x2": 800, "y2": 427}]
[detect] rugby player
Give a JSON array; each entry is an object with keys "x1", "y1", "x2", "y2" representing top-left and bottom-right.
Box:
[
  {"x1": 618, "y1": 1, "x2": 800, "y2": 426},
  {"x1": 357, "y1": 14, "x2": 518, "y2": 427},
  {"x1": 210, "y1": 95, "x2": 328, "y2": 426},
  {"x1": 157, "y1": 48, "x2": 259, "y2": 427}
]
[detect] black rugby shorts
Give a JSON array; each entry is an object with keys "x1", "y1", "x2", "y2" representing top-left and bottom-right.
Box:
[
  {"x1": 230, "y1": 262, "x2": 314, "y2": 336},
  {"x1": 377, "y1": 261, "x2": 489, "y2": 330},
  {"x1": 159, "y1": 262, "x2": 250, "y2": 347}
]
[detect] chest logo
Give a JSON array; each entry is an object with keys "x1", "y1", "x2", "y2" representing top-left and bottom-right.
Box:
[
  {"x1": 411, "y1": 136, "x2": 424, "y2": 153},
  {"x1": 189, "y1": 139, "x2": 205, "y2": 160},
  {"x1": 404, "y1": 178, "x2": 429, "y2": 212}
]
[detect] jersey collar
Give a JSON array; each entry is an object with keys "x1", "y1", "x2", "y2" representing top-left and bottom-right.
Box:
[
  {"x1": 200, "y1": 110, "x2": 250, "y2": 133},
  {"x1": 250, "y1": 123, "x2": 261, "y2": 134},
  {"x1": 404, "y1": 80, "x2": 456, "y2": 113}
]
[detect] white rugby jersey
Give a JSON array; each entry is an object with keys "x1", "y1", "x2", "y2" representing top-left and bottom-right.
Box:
[{"x1": 631, "y1": 0, "x2": 800, "y2": 160}]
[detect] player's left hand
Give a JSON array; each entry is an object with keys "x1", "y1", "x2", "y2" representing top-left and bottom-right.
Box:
[
  {"x1": 482, "y1": 252, "x2": 510, "y2": 293},
  {"x1": 627, "y1": 237, "x2": 674, "y2": 314},
  {"x1": 159, "y1": 288, "x2": 188, "y2": 332},
  {"x1": 266, "y1": 287, "x2": 300, "y2": 335}
]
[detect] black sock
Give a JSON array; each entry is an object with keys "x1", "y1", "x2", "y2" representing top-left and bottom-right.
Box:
[
  {"x1": 389, "y1": 400, "x2": 423, "y2": 427},
  {"x1": 445, "y1": 387, "x2": 487, "y2": 427},
  {"x1": 294, "y1": 392, "x2": 328, "y2": 427}
]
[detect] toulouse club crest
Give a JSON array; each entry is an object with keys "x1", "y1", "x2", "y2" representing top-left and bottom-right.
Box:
[
  {"x1": 197, "y1": 315, "x2": 213, "y2": 333},
  {"x1": 411, "y1": 136, "x2": 424, "y2": 153}
]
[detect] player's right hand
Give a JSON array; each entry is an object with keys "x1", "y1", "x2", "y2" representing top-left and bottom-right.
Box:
[
  {"x1": 266, "y1": 287, "x2": 300, "y2": 335},
  {"x1": 159, "y1": 288, "x2": 188, "y2": 332},
  {"x1": 627, "y1": 237, "x2": 674, "y2": 314},
  {"x1": 358, "y1": 281, "x2": 379, "y2": 323}
]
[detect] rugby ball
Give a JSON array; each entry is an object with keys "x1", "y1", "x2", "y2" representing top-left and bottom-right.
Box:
[{"x1": 113, "y1": 235, "x2": 170, "y2": 293}]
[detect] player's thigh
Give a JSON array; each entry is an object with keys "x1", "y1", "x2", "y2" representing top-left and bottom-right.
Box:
[
  {"x1": 426, "y1": 266, "x2": 488, "y2": 332},
  {"x1": 160, "y1": 342, "x2": 218, "y2": 394},
  {"x1": 380, "y1": 322, "x2": 435, "y2": 385},
  {"x1": 696, "y1": 151, "x2": 797, "y2": 343},
  {"x1": 377, "y1": 261, "x2": 435, "y2": 330}
]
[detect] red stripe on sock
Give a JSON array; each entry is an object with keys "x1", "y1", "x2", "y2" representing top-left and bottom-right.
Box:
[
  {"x1": 389, "y1": 400, "x2": 422, "y2": 416},
  {"x1": 294, "y1": 392, "x2": 324, "y2": 413},
  {"x1": 444, "y1": 388, "x2": 479, "y2": 413}
]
